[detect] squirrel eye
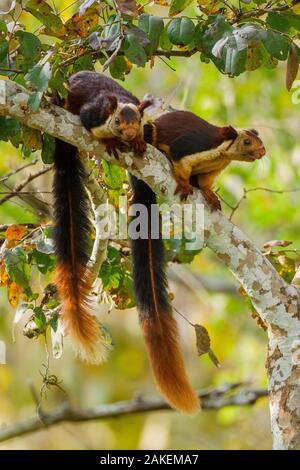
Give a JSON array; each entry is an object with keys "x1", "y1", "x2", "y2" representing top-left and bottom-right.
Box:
[
  {"x1": 243, "y1": 138, "x2": 251, "y2": 145},
  {"x1": 115, "y1": 117, "x2": 120, "y2": 125}
]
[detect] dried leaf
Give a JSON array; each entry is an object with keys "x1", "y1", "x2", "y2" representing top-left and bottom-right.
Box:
[
  {"x1": 115, "y1": 0, "x2": 139, "y2": 16},
  {"x1": 263, "y1": 239, "x2": 292, "y2": 249},
  {"x1": 22, "y1": 125, "x2": 42, "y2": 151},
  {"x1": 194, "y1": 324, "x2": 220, "y2": 367},
  {"x1": 65, "y1": 7, "x2": 99, "y2": 38},
  {"x1": 194, "y1": 324, "x2": 211, "y2": 355},
  {"x1": 286, "y1": 42, "x2": 299, "y2": 91}
]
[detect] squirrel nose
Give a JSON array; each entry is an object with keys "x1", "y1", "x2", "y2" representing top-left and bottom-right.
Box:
[
  {"x1": 259, "y1": 146, "x2": 266, "y2": 157},
  {"x1": 123, "y1": 128, "x2": 137, "y2": 140}
]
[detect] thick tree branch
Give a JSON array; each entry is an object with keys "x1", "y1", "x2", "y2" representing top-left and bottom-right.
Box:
[
  {"x1": 0, "y1": 79, "x2": 300, "y2": 450},
  {"x1": 0, "y1": 383, "x2": 267, "y2": 443}
]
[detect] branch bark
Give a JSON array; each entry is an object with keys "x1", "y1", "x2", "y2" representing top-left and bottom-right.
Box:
[
  {"x1": 0, "y1": 383, "x2": 267, "y2": 443},
  {"x1": 0, "y1": 79, "x2": 300, "y2": 449}
]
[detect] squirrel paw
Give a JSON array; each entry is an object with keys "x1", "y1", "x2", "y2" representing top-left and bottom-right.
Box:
[
  {"x1": 102, "y1": 138, "x2": 125, "y2": 160},
  {"x1": 174, "y1": 183, "x2": 193, "y2": 201},
  {"x1": 131, "y1": 138, "x2": 147, "y2": 156}
]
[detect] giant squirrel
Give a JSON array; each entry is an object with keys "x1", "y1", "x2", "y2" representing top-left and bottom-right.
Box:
[
  {"x1": 53, "y1": 71, "x2": 199, "y2": 413},
  {"x1": 143, "y1": 111, "x2": 266, "y2": 209}
]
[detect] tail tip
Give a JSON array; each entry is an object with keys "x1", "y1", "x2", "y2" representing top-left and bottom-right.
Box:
[{"x1": 166, "y1": 390, "x2": 201, "y2": 415}]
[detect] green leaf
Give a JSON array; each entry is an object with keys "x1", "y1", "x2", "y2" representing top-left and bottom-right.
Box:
[
  {"x1": 267, "y1": 12, "x2": 291, "y2": 33},
  {"x1": 169, "y1": 0, "x2": 193, "y2": 17},
  {"x1": 102, "y1": 160, "x2": 127, "y2": 190},
  {"x1": 4, "y1": 247, "x2": 30, "y2": 289},
  {"x1": 193, "y1": 23, "x2": 204, "y2": 50},
  {"x1": 109, "y1": 55, "x2": 128, "y2": 80},
  {"x1": 164, "y1": 237, "x2": 202, "y2": 264},
  {"x1": 27, "y1": 92, "x2": 43, "y2": 112},
  {"x1": 286, "y1": 13, "x2": 300, "y2": 31},
  {"x1": 25, "y1": 0, "x2": 65, "y2": 36},
  {"x1": 16, "y1": 31, "x2": 41, "y2": 59},
  {"x1": 49, "y1": 68, "x2": 68, "y2": 97},
  {"x1": 138, "y1": 14, "x2": 164, "y2": 55},
  {"x1": 262, "y1": 30, "x2": 290, "y2": 61},
  {"x1": 25, "y1": 62, "x2": 52, "y2": 110},
  {"x1": 0, "y1": 39, "x2": 8, "y2": 61},
  {"x1": 25, "y1": 61, "x2": 51, "y2": 91},
  {"x1": 104, "y1": 14, "x2": 121, "y2": 40},
  {"x1": 0, "y1": 20, "x2": 8, "y2": 34},
  {"x1": 0, "y1": 117, "x2": 20, "y2": 142},
  {"x1": 201, "y1": 15, "x2": 233, "y2": 67},
  {"x1": 73, "y1": 54, "x2": 94, "y2": 72},
  {"x1": 124, "y1": 32, "x2": 147, "y2": 67},
  {"x1": 32, "y1": 250, "x2": 56, "y2": 274},
  {"x1": 33, "y1": 306, "x2": 46, "y2": 330},
  {"x1": 167, "y1": 17, "x2": 195, "y2": 46},
  {"x1": 225, "y1": 47, "x2": 247, "y2": 76},
  {"x1": 159, "y1": 26, "x2": 173, "y2": 51},
  {"x1": 42, "y1": 133, "x2": 56, "y2": 164}
]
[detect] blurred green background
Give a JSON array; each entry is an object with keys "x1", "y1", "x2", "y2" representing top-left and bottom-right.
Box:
[{"x1": 1, "y1": 0, "x2": 300, "y2": 451}]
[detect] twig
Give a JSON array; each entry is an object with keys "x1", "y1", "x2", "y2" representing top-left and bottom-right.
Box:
[
  {"x1": 0, "y1": 167, "x2": 51, "y2": 206},
  {"x1": 222, "y1": 186, "x2": 300, "y2": 221},
  {"x1": 0, "y1": 383, "x2": 267, "y2": 443},
  {"x1": 102, "y1": 35, "x2": 124, "y2": 72},
  {"x1": 0, "y1": 159, "x2": 38, "y2": 183},
  {"x1": 0, "y1": 67, "x2": 22, "y2": 74}
]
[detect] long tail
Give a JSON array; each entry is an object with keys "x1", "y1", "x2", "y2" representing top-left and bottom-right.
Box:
[
  {"x1": 53, "y1": 139, "x2": 108, "y2": 363},
  {"x1": 130, "y1": 176, "x2": 200, "y2": 414}
]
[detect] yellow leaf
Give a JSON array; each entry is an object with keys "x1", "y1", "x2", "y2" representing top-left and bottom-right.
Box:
[
  {"x1": 5, "y1": 224, "x2": 26, "y2": 243},
  {"x1": 7, "y1": 282, "x2": 23, "y2": 308},
  {"x1": 0, "y1": 260, "x2": 9, "y2": 287}
]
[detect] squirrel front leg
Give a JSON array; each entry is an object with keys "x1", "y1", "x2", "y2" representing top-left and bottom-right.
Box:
[
  {"x1": 196, "y1": 171, "x2": 221, "y2": 210},
  {"x1": 172, "y1": 160, "x2": 193, "y2": 201}
]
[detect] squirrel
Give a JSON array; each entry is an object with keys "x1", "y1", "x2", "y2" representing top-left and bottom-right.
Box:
[
  {"x1": 52, "y1": 72, "x2": 199, "y2": 413},
  {"x1": 143, "y1": 110, "x2": 266, "y2": 209}
]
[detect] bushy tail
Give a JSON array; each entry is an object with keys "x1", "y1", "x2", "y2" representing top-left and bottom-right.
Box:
[
  {"x1": 130, "y1": 176, "x2": 200, "y2": 414},
  {"x1": 53, "y1": 139, "x2": 108, "y2": 363}
]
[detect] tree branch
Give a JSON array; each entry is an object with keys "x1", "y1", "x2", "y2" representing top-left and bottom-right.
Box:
[
  {"x1": 0, "y1": 79, "x2": 299, "y2": 449},
  {"x1": 0, "y1": 383, "x2": 267, "y2": 443}
]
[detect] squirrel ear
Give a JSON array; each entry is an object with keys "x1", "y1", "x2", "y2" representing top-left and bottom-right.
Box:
[
  {"x1": 138, "y1": 99, "x2": 153, "y2": 115},
  {"x1": 250, "y1": 128, "x2": 259, "y2": 136},
  {"x1": 220, "y1": 125, "x2": 238, "y2": 141},
  {"x1": 106, "y1": 94, "x2": 118, "y2": 113}
]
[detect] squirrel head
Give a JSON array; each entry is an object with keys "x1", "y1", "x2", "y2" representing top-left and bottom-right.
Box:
[
  {"x1": 221, "y1": 127, "x2": 266, "y2": 161},
  {"x1": 107, "y1": 100, "x2": 152, "y2": 141},
  {"x1": 80, "y1": 94, "x2": 152, "y2": 142}
]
